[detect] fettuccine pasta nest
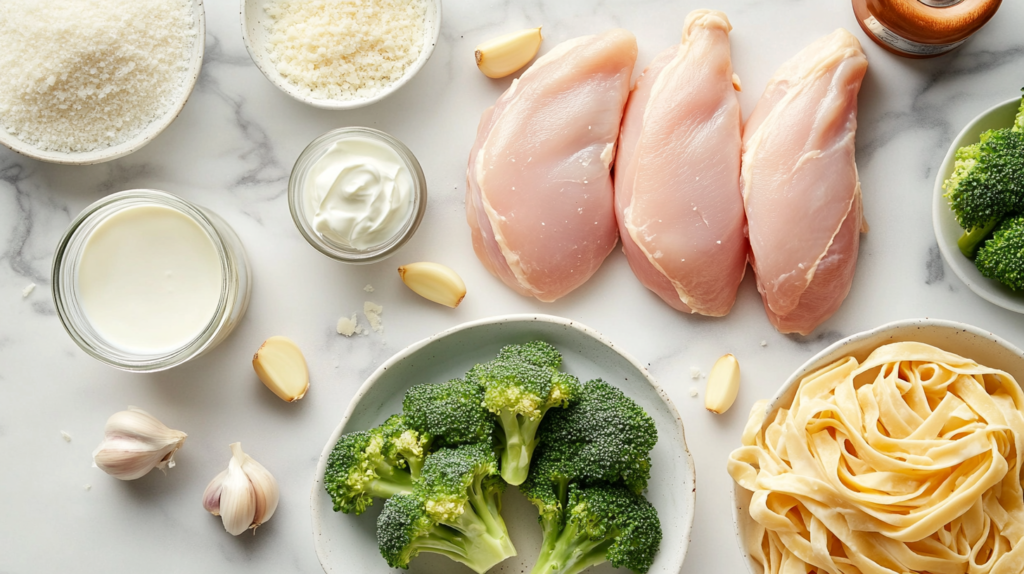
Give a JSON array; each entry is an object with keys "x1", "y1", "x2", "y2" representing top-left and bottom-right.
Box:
[{"x1": 728, "y1": 342, "x2": 1024, "y2": 574}]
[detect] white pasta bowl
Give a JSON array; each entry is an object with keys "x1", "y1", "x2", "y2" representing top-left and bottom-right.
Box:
[
  {"x1": 730, "y1": 318, "x2": 1024, "y2": 574},
  {"x1": 0, "y1": 0, "x2": 205, "y2": 166},
  {"x1": 310, "y1": 314, "x2": 696, "y2": 574},
  {"x1": 241, "y1": 0, "x2": 441, "y2": 110},
  {"x1": 932, "y1": 97, "x2": 1024, "y2": 313}
]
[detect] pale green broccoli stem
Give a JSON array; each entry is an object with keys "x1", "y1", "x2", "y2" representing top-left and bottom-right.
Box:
[
  {"x1": 439, "y1": 502, "x2": 517, "y2": 574},
  {"x1": 958, "y1": 219, "x2": 1000, "y2": 258},
  {"x1": 368, "y1": 460, "x2": 415, "y2": 498},
  {"x1": 534, "y1": 513, "x2": 563, "y2": 572},
  {"x1": 497, "y1": 409, "x2": 544, "y2": 485},
  {"x1": 530, "y1": 519, "x2": 614, "y2": 574}
]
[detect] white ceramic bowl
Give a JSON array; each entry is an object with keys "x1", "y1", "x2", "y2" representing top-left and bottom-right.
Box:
[
  {"x1": 731, "y1": 318, "x2": 1024, "y2": 574},
  {"x1": 932, "y1": 97, "x2": 1024, "y2": 312},
  {"x1": 311, "y1": 314, "x2": 696, "y2": 574},
  {"x1": 0, "y1": 0, "x2": 205, "y2": 166},
  {"x1": 241, "y1": 0, "x2": 441, "y2": 110}
]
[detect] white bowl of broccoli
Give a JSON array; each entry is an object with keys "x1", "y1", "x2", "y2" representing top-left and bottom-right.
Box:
[
  {"x1": 309, "y1": 314, "x2": 695, "y2": 574},
  {"x1": 932, "y1": 94, "x2": 1024, "y2": 312}
]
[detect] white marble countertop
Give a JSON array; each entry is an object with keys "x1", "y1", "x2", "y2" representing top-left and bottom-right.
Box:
[{"x1": 3, "y1": 0, "x2": 1024, "y2": 572}]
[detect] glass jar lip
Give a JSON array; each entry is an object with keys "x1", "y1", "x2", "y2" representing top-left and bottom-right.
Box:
[
  {"x1": 288, "y1": 127, "x2": 428, "y2": 264},
  {"x1": 51, "y1": 189, "x2": 233, "y2": 373}
]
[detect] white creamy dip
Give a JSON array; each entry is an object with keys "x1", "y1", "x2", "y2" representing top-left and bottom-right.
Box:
[
  {"x1": 303, "y1": 136, "x2": 414, "y2": 250},
  {"x1": 77, "y1": 205, "x2": 223, "y2": 354}
]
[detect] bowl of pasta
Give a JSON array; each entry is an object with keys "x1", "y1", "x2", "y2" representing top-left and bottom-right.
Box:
[{"x1": 729, "y1": 318, "x2": 1024, "y2": 574}]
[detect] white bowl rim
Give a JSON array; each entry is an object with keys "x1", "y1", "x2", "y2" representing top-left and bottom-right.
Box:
[
  {"x1": 240, "y1": 0, "x2": 442, "y2": 110},
  {"x1": 0, "y1": 0, "x2": 206, "y2": 166},
  {"x1": 931, "y1": 96, "x2": 1024, "y2": 313},
  {"x1": 729, "y1": 317, "x2": 1024, "y2": 574},
  {"x1": 309, "y1": 312, "x2": 696, "y2": 573}
]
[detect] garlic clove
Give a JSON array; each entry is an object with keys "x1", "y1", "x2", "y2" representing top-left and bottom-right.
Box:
[
  {"x1": 92, "y1": 407, "x2": 187, "y2": 481},
  {"x1": 475, "y1": 27, "x2": 543, "y2": 79},
  {"x1": 202, "y1": 469, "x2": 227, "y2": 516},
  {"x1": 204, "y1": 442, "x2": 279, "y2": 535},
  {"x1": 253, "y1": 336, "x2": 309, "y2": 402},
  {"x1": 241, "y1": 451, "x2": 279, "y2": 529},
  {"x1": 705, "y1": 354, "x2": 741, "y2": 414},
  {"x1": 398, "y1": 262, "x2": 467, "y2": 308}
]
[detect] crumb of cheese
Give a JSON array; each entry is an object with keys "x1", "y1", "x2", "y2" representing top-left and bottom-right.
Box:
[
  {"x1": 364, "y1": 301, "x2": 384, "y2": 333},
  {"x1": 336, "y1": 314, "x2": 362, "y2": 337},
  {"x1": 364, "y1": 284, "x2": 374, "y2": 293},
  {"x1": 22, "y1": 283, "x2": 35, "y2": 298},
  {"x1": 690, "y1": 367, "x2": 702, "y2": 380}
]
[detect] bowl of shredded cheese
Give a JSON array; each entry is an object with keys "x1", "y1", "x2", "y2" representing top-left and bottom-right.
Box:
[
  {"x1": 729, "y1": 318, "x2": 1024, "y2": 574},
  {"x1": 241, "y1": 0, "x2": 442, "y2": 110},
  {"x1": 0, "y1": 0, "x2": 205, "y2": 165}
]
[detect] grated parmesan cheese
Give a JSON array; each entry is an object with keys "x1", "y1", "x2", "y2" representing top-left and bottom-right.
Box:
[
  {"x1": 264, "y1": 0, "x2": 427, "y2": 101},
  {"x1": 0, "y1": 0, "x2": 195, "y2": 153}
]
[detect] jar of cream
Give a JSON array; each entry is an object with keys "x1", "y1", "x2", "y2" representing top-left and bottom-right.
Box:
[
  {"x1": 288, "y1": 127, "x2": 427, "y2": 263},
  {"x1": 52, "y1": 190, "x2": 251, "y2": 372}
]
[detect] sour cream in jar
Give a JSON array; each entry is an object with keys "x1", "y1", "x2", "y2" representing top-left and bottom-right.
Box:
[{"x1": 289, "y1": 128, "x2": 427, "y2": 263}]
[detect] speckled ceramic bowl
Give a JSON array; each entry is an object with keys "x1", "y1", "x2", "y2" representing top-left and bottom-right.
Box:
[
  {"x1": 0, "y1": 0, "x2": 205, "y2": 165},
  {"x1": 241, "y1": 0, "x2": 441, "y2": 110},
  {"x1": 311, "y1": 314, "x2": 696, "y2": 574},
  {"x1": 731, "y1": 318, "x2": 1024, "y2": 574},
  {"x1": 932, "y1": 96, "x2": 1024, "y2": 312}
]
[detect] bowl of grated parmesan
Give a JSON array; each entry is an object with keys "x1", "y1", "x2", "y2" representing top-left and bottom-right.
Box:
[
  {"x1": 242, "y1": 0, "x2": 442, "y2": 110},
  {"x1": 0, "y1": 0, "x2": 206, "y2": 165}
]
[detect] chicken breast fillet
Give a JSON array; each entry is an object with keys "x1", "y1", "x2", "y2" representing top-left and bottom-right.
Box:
[
  {"x1": 466, "y1": 29, "x2": 638, "y2": 302},
  {"x1": 742, "y1": 29, "x2": 868, "y2": 335},
  {"x1": 615, "y1": 10, "x2": 746, "y2": 316}
]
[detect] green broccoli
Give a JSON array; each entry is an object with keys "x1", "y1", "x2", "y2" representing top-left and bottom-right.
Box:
[
  {"x1": 323, "y1": 414, "x2": 430, "y2": 514},
  {"x1": 376, "y1": 444, "x2": 516, "y2": 573},
  {"x1": 945, "y1": 91, "x2": 1024, "y2": 256},
  {"x1": 528, "y1": 484, "x2": 662, "y2": 574},
  {"x1": 467, "y1": 341, "x2": 581, "y2": 485},
  {"x1": 402, "y1": 378, "x2": 493, "y2": 447},
  {"x1": 532, "y1": 379, "x2": 657, "y2": 495},
  {"x1": 974, "y1": 215, "x2": 1024, "y2": 290}
]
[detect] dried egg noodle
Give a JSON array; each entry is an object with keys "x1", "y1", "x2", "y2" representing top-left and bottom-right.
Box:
[{"x1": 728, "y1": 342, "x2": 1024, "y2": 574}]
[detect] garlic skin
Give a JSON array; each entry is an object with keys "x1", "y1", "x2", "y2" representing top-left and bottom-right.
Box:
[
  {"x1": 92, "y1": 407, "x2": 187, "y2": 481},
  {"x1": 204, "y1": 443, "x2": 279, "y2": 535}
]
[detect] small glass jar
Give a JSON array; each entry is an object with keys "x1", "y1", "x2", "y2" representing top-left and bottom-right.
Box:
[
  {"x1": 852, "y1": 0, "x2": 1002, "y2": 58},
  {"x1": 288, "y1": 127, "x2": 427, "y2": 264},
  {"x1": 52, "y1": 190, "x2": 251, "y2": 372}
]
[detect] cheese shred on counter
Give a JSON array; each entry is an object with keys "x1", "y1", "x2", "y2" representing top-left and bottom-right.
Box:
[
  {"x1": 729, "y1": 342, "x2": 1024, "y2": 574},
  {"x1": 264, "y1": 0, "x2": 427, "y2": 101},
  {"x1": 0, "y1": 0, "x2": 195, "y2": 153}
]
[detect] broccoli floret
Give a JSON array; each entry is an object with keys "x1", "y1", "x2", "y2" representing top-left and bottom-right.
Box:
[
  {"x1": 534, "y1": 379, "x2": 657, "y2": 495},
  {"x1": 975, "y1": 215, "x2": 1024, "y2": 290},
  {"x1": 468, "y1": 341, "x2": 581, "y2": 485},
  {"x1": 377, "y1": 444, "x2": 516, "y2": 573},
  {"x1": 323, "y1": 415, "x2": 430, "y2": 514},
  {"x1": 403, "y1": 378, "x2": 493, "y2": 447},
  {"x1": 944, "y1": 126, "x2": 1024, "y2": 232},
  {"x1": 529, "y1": 484, "x2": 662, "y2": 574}
]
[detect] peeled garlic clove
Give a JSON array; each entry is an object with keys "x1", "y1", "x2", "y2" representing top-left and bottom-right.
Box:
[
  {"x1": 475, "y1": 27, "x2": 543, "y2": 79},
  {"x1": 204, "y1": 443, "x2": 279, "y2": 536},
  {"x1": 398, "y1": 262, "x2": 467, "y2": 308},
  {"x1": 92, "y1": 407, "x2": 187, "y2": 481},
  {"x1": 705, "y1": 354, "x2": 740, "y2": 414},
  {"x1": 253, "y1": 336, "x2": 309, "y2": 402}
]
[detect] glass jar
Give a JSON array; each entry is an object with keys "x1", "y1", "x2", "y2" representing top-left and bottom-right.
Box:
[
  {"x1": 288, "y1": 127, "x2": 428, "y2": 264},
  {"x1": 52, "y1": 190, "x2": 251, "y2": 372},
  {"x1": 852, "y1": 0, "x2": 1002, "y2": 58}
]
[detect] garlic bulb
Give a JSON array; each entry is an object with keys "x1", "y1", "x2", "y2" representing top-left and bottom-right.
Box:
[
  {"x1": 203, "y1": 443, "x2": 279, "y2": 535},
  {"x1": 92, "y1": 407, "x2": 187, "y2": 481}
]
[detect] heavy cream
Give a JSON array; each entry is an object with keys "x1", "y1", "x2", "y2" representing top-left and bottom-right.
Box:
[
  {"x1": 77, "y1": 204, "x2": 223, "y2": 354},
  {"x1": 303, "y1": 136, "x2": 414, "y2": 250}
]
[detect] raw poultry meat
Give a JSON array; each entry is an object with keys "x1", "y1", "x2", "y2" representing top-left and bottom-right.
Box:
[
  {"x1": 615, "y1": 10, "x2": 746, "y2": 316},
  {"x1": 466, "y1": 29, "x2": 638, "y2": 302},
  {"x1": 742, "y1": 29, "x2": 868, "y2": 335}
]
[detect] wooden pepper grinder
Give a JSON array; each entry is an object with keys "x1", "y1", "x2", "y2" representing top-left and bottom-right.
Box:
[{"x1": 852, "y1": 0, "x2": 1001, "y2": 58}]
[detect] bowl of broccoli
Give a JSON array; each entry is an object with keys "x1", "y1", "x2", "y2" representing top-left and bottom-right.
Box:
[
  {"x1": 310, "y1": 314, "x2": 695, "y2": 574},
  {"x1": 933, "y1": 92, "x2": 1024, "y2": 312}
]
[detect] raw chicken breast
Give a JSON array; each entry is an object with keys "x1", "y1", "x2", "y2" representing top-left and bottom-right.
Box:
[
  {"x1": 466, "y1": 29, "x2": 638, "y2": 301},
  {"x1": 615, "y1": 10, "x2": 746, "y2": 316},
  {"x1": 742, "y1": 29, "x2": 868, "y2": 335}
]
